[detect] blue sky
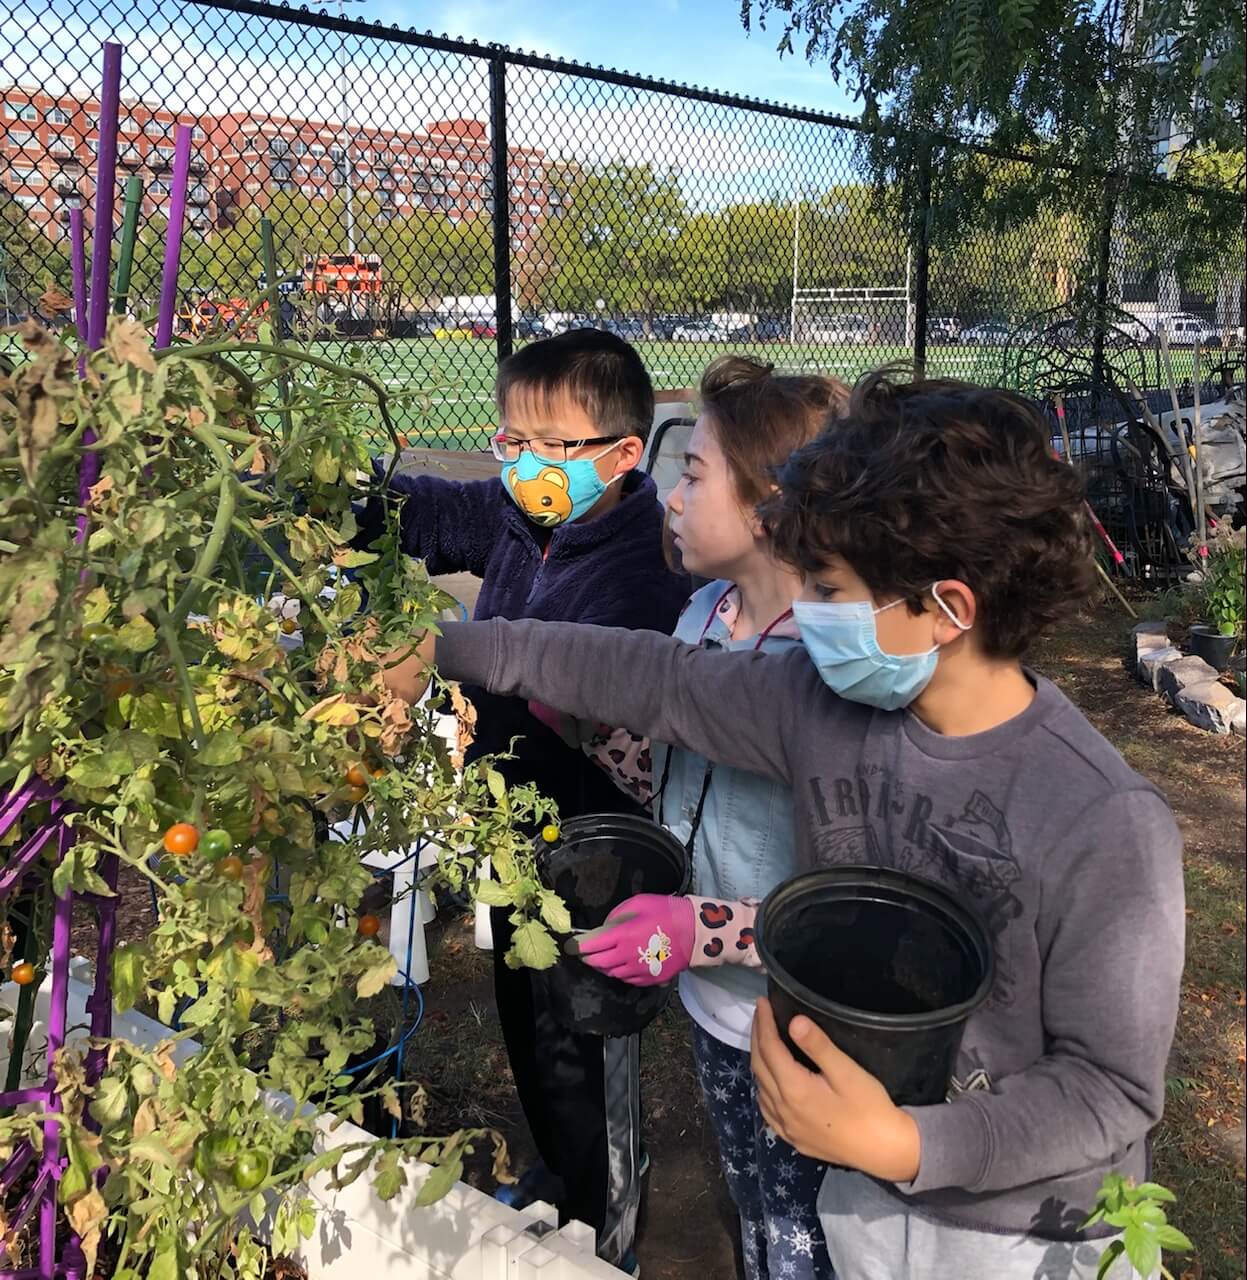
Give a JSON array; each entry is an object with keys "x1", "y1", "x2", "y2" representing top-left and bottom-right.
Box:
[{"x1": 365, "y1": 0, "x2": 858, "y2": 118}]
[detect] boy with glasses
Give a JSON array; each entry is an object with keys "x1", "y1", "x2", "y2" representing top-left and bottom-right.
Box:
[{"x1": 362, "y1": 327, "x2": 689, "y2": 1271}]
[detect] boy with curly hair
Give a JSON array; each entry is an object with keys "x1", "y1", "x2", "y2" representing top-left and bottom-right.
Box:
[{"x1": 408, "y1": 373, "x2": 1184, "y2": 1278}]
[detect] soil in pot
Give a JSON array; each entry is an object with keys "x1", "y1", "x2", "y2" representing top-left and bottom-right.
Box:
[
  {"x1": 535, "y1": 814, "x2": 689, "y2": 1036},
  {"x1": 756, "y1": 866, "x2": 995, "y2": 1106}
]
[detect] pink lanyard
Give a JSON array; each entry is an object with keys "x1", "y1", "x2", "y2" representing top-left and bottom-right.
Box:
[{"x1": 698, "y1": 585, "x2": 794, "y2": 650}]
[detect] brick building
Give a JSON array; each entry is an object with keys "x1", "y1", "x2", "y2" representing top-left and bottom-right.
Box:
[{"x1": 3, "y1": 84, "x2": 546, "y2": 241}]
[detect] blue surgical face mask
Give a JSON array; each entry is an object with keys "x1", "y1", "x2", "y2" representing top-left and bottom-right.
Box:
[
  {"x1": 501, "y1": 443, "x2": 623, "y2": 528},
  {"x1": 792, "y1": 583, "x2": 971, "y2": 710}
]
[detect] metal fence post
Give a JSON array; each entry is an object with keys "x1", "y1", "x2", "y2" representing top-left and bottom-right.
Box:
[
  {"x1": 1091, "y1": 175, "x2": 1116, "y2": 391},
  {"x1": 911, "y1": 141, "x2": 932, "y2": 376},
  {"x1": 489, "y1": 51, "x2": 514, "y2": 364}
]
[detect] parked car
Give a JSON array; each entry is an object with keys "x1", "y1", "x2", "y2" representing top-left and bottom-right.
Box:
[
  {"x1": 470, "y1": 320, "x2": 497, "y2": 339},
  {"x1": 515, "y1": 315, "x2": 548, "y2": 339},
  {"x1": 602, "y1": 317, "x2": 648, "y2": 340},
  {"x1": 752, "y1": 315, "x2": 790, "y2": 342},
  {"x1": 960, "y1": 321, "x2": 1013, "y2": 346},
  {"x1": 1164, "y1": 314, "x2": 1221, "y2": 347},
  {"x1": 672, "y1": 319, "x2": 728, "y2": 342},
  {"x1": 926, "y1": 316, "x2": 962, "y2": 344},
  {"x1": 807, "y1": 314, "x2": 873, "y2": 345}
]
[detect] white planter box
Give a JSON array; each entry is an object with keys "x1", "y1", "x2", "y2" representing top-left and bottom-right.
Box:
[{"x1": 2, "y1": 961, "x2": 625, "y2": 1279}]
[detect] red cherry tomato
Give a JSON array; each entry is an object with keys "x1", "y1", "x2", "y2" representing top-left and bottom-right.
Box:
[
  {"x1": 12, "y1": 962, "x2": 36, "y2": 986},
  {"x1": 357, "y1": 914, "x2": 381, "y2": 939},
  {"x1": 163, "y1": 823, "x2": 200, "y2": 856}
]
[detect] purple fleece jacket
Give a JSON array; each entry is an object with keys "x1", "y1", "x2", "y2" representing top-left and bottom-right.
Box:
[{"x1": 387, "y1": 466, "x2": 690, "y2": 820}]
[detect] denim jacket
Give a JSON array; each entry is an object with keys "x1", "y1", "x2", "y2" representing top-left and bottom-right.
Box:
[{"x1": 653, "y1": 580, "x2": 801, "y2": 1002}]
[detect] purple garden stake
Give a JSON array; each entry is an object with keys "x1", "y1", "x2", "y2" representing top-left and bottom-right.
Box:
[
  {"x1": 155, "y1": 124, "x2": 193, "y2": 348},
  {"x1": 0, "y1": 42, "x2": 124, "y2": 1280}
]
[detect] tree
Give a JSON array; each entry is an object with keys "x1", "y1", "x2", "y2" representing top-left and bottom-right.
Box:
[
  {"x1": 742, "y1": 0, "x2": 1245, "y2": 264},
  {"x1": 0, "y1": 194, "x2": 68, "y2": 314}
]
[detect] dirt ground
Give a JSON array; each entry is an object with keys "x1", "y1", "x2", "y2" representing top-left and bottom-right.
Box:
[{"x1": 90, "y1": 586, "x2": 1244, "y2": 1278}]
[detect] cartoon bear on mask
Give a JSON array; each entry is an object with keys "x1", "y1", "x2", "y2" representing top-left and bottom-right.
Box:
[{"x1": 507, "y1": 466, "x2": 574, "y2": 526}]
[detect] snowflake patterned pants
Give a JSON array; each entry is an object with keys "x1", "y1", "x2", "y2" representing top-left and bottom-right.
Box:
[{"x1": 691, "y1": 1022, "x2": 835, "y2": 1280}]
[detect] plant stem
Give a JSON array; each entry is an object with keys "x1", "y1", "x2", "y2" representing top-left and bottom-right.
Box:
[
  {"x1": 172, "y1": 481, "x2": 236, "y2": 625},
  {"x1": 157, "y1": 609, "x2": 207, "y2": 746},
  {"x1": 228, "y1": 514, "x2": 335, "y2": 634}
]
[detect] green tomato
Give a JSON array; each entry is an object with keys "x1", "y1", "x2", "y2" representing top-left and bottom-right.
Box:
[
  {"x1": 194, "y1": 1132, "x2": 239, "y2": 1181},
  {"x1": 81, "y1": 622, "x2": 112, "y2": 644},
  {"x1": 232, "y1": 1150, "x2": 270, "y2": 1191},
  {"x1": 199, "y1": 828, "x2": 233, "y2": 862}
]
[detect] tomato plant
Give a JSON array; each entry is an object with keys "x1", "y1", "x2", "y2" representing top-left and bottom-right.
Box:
[{"x1": 0, "y1": 318, "x2": 563, "y2": 1278}]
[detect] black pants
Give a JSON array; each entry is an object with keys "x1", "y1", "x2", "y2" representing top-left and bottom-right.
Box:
[{"x1": 492, "y1": 906, "x2": 642, "y2": 1266}]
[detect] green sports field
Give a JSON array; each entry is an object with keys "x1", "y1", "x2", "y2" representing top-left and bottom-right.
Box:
[
  {"x1": 3, "y1": 332, "x2": 1216, "y2": 452},
  {"x1": 312, "y1": 337, "x2": 1019, "y2": 450}
]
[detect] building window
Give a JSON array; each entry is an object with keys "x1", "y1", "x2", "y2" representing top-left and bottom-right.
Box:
[
  {"x1": 47, "y1": 107, "x2": 71, "y2": 126},
  {"x1": 309, "y1": 143, "x2": 324, "y2": 156},
  {"x1": 14, "y1": 193, "x2": 39, "y2": 208},
  {"x1": 85, "y1": 138, "x2": 100, "y2": 156},
  {"x1": 7, "y1": 128, "x2": 34, "y2": 147},
  {"x1": 272, "y1": 161, "x2": 294, "y2": 183},
  {"x1": 191, "y1": 125, "x2": 205, "y2": 141},
  {"x1": 10, "y1": 166, "x2": 40, "y2": 186},
  {"x1": 49, "y1": 132, "x2": 75, "y2": 156},
  {"x1": 120, "y1": 116, "x2": 138, "y2": 133},
  {"x1": 5, "y1": 101, "x2": 37, "y2": 122},
  {"x1": 149, "y1": 178, "x2": 170, "y2": 196},
  {"x1": 294, "y1": 140, "x2": 307, "y2": 156},
  {"x1": 153, "y1": 146, "x2": 175, "y2": 165},
  {"x1": 85, "y1": 111, "x2": 99, "y2": 128},
  {"x1": 269, "y1": 138, "x2": 290, "y2": 158},
  {"x1": 144, "y1": 119, "x2": 165, "y2": 137}
]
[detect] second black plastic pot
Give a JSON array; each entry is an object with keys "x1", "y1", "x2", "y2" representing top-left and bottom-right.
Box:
[
  {"x1": 535, "y1": 813, "x2": 690, "y2": 1036},
  {"x1": 756, "y1": 866, "x2": 995, "y2": 1105},
  {"x1": 1189, "y1": 624, "x2": 1238, "y2": 672}
]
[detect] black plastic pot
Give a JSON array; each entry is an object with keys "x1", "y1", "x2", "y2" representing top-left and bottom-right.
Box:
[
  {"x1": 756, "y1": 866, "x2": 995, "y2": 1106},
  {"x1": 535, "y1": 813, "x2": 690, "y2": 1036},
  {"x1": 1188, "y1": 624, "x2": 1238, "y2": 672}
]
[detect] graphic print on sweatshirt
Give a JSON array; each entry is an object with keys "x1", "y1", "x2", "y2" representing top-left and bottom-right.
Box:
[{"x1": 806, "y1": 763, "x2": 1023, "y2": 1021}]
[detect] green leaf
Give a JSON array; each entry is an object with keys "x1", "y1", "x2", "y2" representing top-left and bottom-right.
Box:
[
  {"x1": 510, "y1": 921, "x2": 559, "y2": 971},
  {"x1": 414, "y1": 1154, "x2": 463, "y2": 1206},
  {"x1": 1095, "y1": 1239, "x2": 1125, "y2": 1280},
  {"x1": 199, "y1": 730, "x2": 243, "y2": 767},
  {"x1": 537, "y1": 890, "x2": 572, "y2": 935},
  {"x1": 486, "y1": 769, "x2": 508, "y2": 808},
  {"x1": 89, "y1": 1076, "x2": 129, "y2": 1128},
  {"x1": 1132, "y1": 1182, "x2": 1177, "y2": 1204},
  {"x1": 374, "y1": 1161, "x2": 407, "y2": 1201},
  {"x1": 357, "y1": 951, "x2": 398, "y2": 999},
  {"x1": 472, "y1": 879, "x2": 515, "y2": 908},
  {"x1": 147, "y1": 1242, "x2": 179, "y2": 1280},
  {"x1": 1153, "y1": 1223, "x2": 1194, "y2": 1251},
  {"x1": 112, "y1": 945, "x2": 145, "y2": 1013},
  {"x1": 68, "y1": 749, "x2": 131, "y2": 789},
  {"x1": 115, "y1": 616, "x2": 158, "y2": 653},
  {"x1": 312, "y1": 444, "x2": 341, "y2": 484},
  {"x1": 1122, "y1": 1224, "x2": 1160, "y2": 1279},
  {"x1": 333, "y1": 549, "x2": 379, "y2": 569},
  {"x1": 129, "y1": 1133, "x2": 177, "y2": 1167}
]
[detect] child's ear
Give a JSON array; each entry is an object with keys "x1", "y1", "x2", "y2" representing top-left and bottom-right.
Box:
[{"x1": 614, "y1": 435, "x2": 646, "y2": 473}]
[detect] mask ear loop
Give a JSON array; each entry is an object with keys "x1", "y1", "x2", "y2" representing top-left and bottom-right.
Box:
[{"x1": 930, "y1": 582, "x2": 973, "y2": 632}]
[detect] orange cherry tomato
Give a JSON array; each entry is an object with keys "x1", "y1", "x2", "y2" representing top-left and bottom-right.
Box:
[
  {"x1": 280, "y1": 618, "x2": 298, "y2": 635},
  {"x1": 163, "y1": 823, "x2": 200, "y2": 856},
  {"x1": 219, "y1": 855, "x2": 245, "y2": 881},
  {"x1": 345, "y1": 764, "x2": 369, "y2": 789},
  {"x1": 12, "y1": 962, "x2": 36, "y2": 986},
  {"x1": 357, "y1": 914, "x2": 381, "y2": 939},
  {"x1": 371, "y1": 767, "x2": 386, "y2": 780},
  {"x1": 345, "y1": 785, "x2": 367, "y2": 805}
]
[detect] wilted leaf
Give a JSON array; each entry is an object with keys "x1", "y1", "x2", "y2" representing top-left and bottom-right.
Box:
[
  {"x1": 115, "y1": 616, "x2": 158, "y2": 653},
  {"x1": 357, "y1": 951, "x2": 398, "y2": 999},
  {"x1": 66, "y1": 1186, "x2": 107, "y2": 1276},
  {"x1": 39, "y1": 286, "x2": 74, "y2": 315},
  {"x1": 303, "y1": 694, "x2": 360, "y2": 727},
  {"x1": 510, "y1": 921, "x2": 559, "y2": 971},
  {"x1": 106, "y1": 315, "x2": 157, "y2": 374}
]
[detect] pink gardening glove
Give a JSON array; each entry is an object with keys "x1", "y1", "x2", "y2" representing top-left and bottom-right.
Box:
[{"x1": 571, "y1": 893, "x2": 695, "y2": 987}]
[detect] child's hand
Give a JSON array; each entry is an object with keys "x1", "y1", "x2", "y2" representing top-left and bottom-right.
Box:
[
  {"x1": 750, "y1": 997, "x2": 921, "y2": 1184},
  {"x1": 381, "y1": 633, "x2": 436, "y2": 704},
  {"x1": 570, "y1": 894, "x2": 694, "y2": 986}
]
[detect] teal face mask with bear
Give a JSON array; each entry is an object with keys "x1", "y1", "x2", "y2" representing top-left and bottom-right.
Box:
[{"x1": 501, "y1": 442, "x2": 623, "y2": 527}]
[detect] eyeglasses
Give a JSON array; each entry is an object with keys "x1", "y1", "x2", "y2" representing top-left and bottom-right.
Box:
[{"x1": 490, "y1": 432, "x2": 625, "y2": 464}]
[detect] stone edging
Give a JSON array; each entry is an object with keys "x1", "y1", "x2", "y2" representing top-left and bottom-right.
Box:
[{"x1": 1132, "y1": 621, "x2": 1246, "y2": 737}]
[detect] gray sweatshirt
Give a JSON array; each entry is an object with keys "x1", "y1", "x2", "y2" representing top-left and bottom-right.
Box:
[{"x1": 436, "y1": 619, "x2": 1185, "y2": 1240}]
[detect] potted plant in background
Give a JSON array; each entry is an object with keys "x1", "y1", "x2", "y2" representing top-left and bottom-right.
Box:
[{"x1": 1188, "y1": 521, "x2": 1245, "y2": 671}]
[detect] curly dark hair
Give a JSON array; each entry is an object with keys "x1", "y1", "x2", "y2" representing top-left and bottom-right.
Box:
[{"x1": 762, "y1": 371, "x2": 1097, "y2": 658}]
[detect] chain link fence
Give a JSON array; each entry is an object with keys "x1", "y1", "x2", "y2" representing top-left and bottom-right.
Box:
[{"x1": 2, "y1": 0, "x2": 1244, "y2": 449}]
